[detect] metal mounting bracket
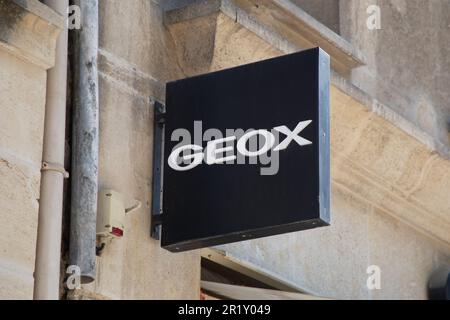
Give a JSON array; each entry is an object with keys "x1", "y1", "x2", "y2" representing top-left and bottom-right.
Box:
[{"x1": 151, "y1": 101, "x2": 165, "y2": 240}]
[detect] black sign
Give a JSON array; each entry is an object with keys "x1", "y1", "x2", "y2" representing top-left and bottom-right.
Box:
[{"x1": 158, "y1": 47, "x2": 330, "y2": 252}]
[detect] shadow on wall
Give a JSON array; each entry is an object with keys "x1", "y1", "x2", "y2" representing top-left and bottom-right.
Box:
[
  {"x1": 340, "y1": 0, "x2": 450, "y2": 148},
  {"x1": 0, "y1": 1, "x2": 26, "y2": 41},
  {"x1": 375, "y1": 0, "x2": 450, "y2": 146},
  {"x1": 291, "y1": 0, "x2": 340, "y2": 34},
  {"x1": 159, "y1": 0, "x2": 201, "y2": 11}
]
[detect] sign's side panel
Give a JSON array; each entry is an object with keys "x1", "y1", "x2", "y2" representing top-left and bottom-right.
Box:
[{"x1": 318, "y1": 48, "x2": 331, "y2": 225}]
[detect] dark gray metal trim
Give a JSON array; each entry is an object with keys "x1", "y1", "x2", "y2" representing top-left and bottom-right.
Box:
[
  {"x1": 318, "y1": 48, "x2": 331, "y2": 225},
  {"x1": 151, "y1": 101, "x2": 166, "y2": 240}
]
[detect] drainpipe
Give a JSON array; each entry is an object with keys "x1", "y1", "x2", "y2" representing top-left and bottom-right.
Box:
[
  {"x1": 34, "y1": 0, "x2": 69, "y2": 300},
  {"x1": 70, "y1": 0, "x2": 99, "y2": 284}
]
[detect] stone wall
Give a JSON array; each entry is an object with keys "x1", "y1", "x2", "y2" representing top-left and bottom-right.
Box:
[
  {"x1": 74, "y1": 0, "x2": 200, "y2": 299},
  {"x1": 0, "y1": 0, "x2": 63, "y2": 299},
  {"x1": 292, "y1": 0, "x2": 340, "y2": 33},
  {"x1": 340, "y1": 0, "x2": 450, "y2": 149}
]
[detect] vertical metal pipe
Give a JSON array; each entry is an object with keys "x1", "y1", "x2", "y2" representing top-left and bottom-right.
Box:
[
  {"x1": 34, "y1": 0, "x2": 69, "y2": 300},
  {"x1": 70, "y1": 0, "x2": 99, "y2": 284}
]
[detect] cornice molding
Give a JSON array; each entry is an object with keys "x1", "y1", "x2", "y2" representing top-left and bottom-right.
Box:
[
  {"x1": 0, "y1": 0, "x2": 64, "y2": 69},
  {"x1": 330, "y1": 86, "x2": 450, "y2": 246},
  {"x1": 164, "y1": 0, "x2": 366, "y2": 75}
]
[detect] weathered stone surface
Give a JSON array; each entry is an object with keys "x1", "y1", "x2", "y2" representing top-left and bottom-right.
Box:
[
  {"x1": 0, "y1": 48, "x2": 46, "y2": 299},
  {"x1": 88, "y1": 71, "x2": 200, "y2": 300},
  {"x1": 74, "y1": 0, "x2": 201, "y2": 300},
  {"x1": 0, "y1": 268, "x2": 34, "y2": 300},
  {"x1": 98, "y1": 0, "x2": 182, "y2": 85},
  {"x1": 0, "y1": 49, "x2": 46, "y2": 165},
  {"x1": 340, "y1": 0, "x2": 450, "y2": 149},
  {"x1": 0, "y1": 0, "x2": 63, "y2": 69},
  {"x1": 0, "y1": 159, "x2": 40, "y2": 268},
  {"x1": 366, "y1": 208, "x2": 447, "y2": 300},
  {"x1": 290, "y1": 0, "x2": 340, "y2": 33},
  {"x1": 164, "y1": 0, "x2": 365, "y2": 74}
]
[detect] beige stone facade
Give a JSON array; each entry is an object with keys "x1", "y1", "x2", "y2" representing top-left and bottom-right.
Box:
[
  {"x1": 0, "y1": 0, "x2": 63, "y2": 299},
  {"x1": 0, "y1": 0, "x2": 449, "y2": 300}
]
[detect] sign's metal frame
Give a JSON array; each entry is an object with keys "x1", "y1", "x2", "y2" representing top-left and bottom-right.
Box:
[{"x1": 151, "y1": 101, "x2": 165, "y2": 240}]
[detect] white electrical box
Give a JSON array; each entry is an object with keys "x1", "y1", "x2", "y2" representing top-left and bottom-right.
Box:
[{"x1": 97, "y1": 189, "x2": 126, "y2": 238}]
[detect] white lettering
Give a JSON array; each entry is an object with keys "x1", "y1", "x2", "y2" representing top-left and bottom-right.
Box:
[
  {"x1": 168, "y1": 145, "x2": 203, "y2": 171},
  {"x1": 273, "y1": 120, "x2": 313, "y2": 151},
  {"x1": 237, "y1": 130, "x2": 275, "y2": 158},
  {"x1": 205, "y1": 136, "x2": 237, "y2": 165},
  {"x1": 167, "y1": 121, "x2": 313, "y2": 173}
]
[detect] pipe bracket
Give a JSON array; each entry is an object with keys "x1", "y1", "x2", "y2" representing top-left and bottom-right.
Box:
[{"x1": 41, "y1": 161, "x2": 70, "y2": 178}]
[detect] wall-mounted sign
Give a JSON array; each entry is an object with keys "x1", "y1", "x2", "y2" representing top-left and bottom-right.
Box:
[{"x1": 153, "y1": 47, "x2": 330, "y2": 252}]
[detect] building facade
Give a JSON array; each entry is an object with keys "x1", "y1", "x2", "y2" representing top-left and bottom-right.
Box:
[{"x1": 0, "y1": 0, "x2": 449, "y2": 300}]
